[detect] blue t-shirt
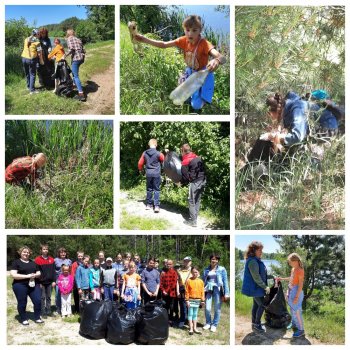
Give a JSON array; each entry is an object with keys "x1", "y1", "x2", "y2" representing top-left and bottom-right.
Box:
[{"x1": 141, "y1": 267, "x2": 160, "y2": 293}]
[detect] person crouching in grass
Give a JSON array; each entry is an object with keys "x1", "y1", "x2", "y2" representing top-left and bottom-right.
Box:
[
  {"x1": 5, "y1": 153, "x2": 47, "y2": 187},
  {"x1": 134, "y1": 15, "x2": 226, "y2": 111}
]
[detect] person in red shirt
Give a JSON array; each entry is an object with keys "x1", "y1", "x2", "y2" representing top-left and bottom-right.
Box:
[
  {"x1": 34, "y1": 244, "x2": 56, "y2": 318},
  {"x1": 5, "y1": 153, "x2": 47, "y2": 186},
  {"x1": 160, "y1": 259, "x2": 180, "y2": 325},
  {"x1": 179, "y1": 144, "x2": 206, "y2": 227},
  {"x1": 134, "y1": 15, "x2": 226, "y2": 111}
]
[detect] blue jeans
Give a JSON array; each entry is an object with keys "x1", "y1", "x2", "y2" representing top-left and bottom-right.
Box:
[
  {"x1": 22, "y1": 57, "x2": 38, "y2": 92},
  {"x1": 252, "y1": 296, "x2": 265, "y2": 325},
  {"x1": 71, "y1": 59, "x2": 84, "y2": 93},
  {"x1": 146, "y1": 176, "x2": 161, "y2": 207},
  {"x1": 179, "y1": 296, "x2": 187, "y2": 323},
  {"x1": 103, "y1": 285, "x2": 114, "y2": 301},
  {"x1": 12, "y1": 283, "x2": 41, "y2": 322},
  {"x1": 205, "y1": 287, "x2": 222, "y2": 327},
  {"x1": 288, "y1": 286, "x2": 304, "y2": 331}
]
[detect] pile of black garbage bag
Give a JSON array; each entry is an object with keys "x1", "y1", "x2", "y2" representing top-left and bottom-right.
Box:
[
  {"x1": 79, "y1": 299, "x2": 169, "y2": 345},
  {"x1": 264, "y1": 281, "x2": 292, "y2": 328}
]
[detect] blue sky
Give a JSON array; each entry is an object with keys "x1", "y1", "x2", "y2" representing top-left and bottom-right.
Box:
[
  {"x1": 5, "y1": 5, "x2": 87, "y2": 27},
  {"x1": 235, "y1": 235, "x2": 279, "y2": 253},
  {"x1": 179, "y1": 5, "x2": 230, "y2": 35}
]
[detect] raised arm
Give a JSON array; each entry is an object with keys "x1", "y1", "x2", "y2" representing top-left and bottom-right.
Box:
[{"x1": 135, "y1": 34, "x2": 177, "y2": 49}]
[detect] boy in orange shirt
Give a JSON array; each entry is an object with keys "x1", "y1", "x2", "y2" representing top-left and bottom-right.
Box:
[
  {"x1": 135, "y1": 15, "x2": 226, "y2": 111},
  {"x1": 48, "y1": 38, "x2": 65, "y2": 93},
  {"x1": 185, "y1": 266, "x2": 205, "y2": 335}
]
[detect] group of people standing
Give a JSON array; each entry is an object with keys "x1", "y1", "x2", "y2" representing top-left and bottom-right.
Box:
[
  {"x1": 138, "y1": 139, "x2": 206, "y2": 227},
  {"x1": 21, "y1": 27, "x2": 86, "y2": 101},
  {"x1": 242, "y1": 241, "x2": 305, "y2": 338},
  {"x1": 10, "y1": 245, "x2": 229, "y2": 334}
]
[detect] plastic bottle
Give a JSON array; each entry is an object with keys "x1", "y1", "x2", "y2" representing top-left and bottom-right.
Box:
[{"x1": 170, "y1": 70, "x2": 209, "y2": 105}]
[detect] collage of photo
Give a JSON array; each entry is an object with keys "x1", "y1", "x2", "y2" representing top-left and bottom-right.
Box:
[{"x1": 2, "y1": 1, "x2": 346, "y2": 348}]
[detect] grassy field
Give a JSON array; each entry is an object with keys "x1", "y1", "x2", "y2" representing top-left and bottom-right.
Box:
[
  {"x1": 235, "y1": 135, "x2": 345, "y2": 230},
  {"x1": 5, "y1": 40, "x2": 114, "y2": 115},
  {"x1": 120, "y1": 23, "x2": 230, "y2": 115},
  {"x1": 7, "y1": 276, "x2": 230, "y2": 345},
  {"x1": 235, "y1": 290, "x2": 345, "y2": 344},
  {"x1": 5, "y1": 120, "x2": 113, "y2": 229}
]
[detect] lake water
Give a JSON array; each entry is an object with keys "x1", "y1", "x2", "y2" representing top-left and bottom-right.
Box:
[{"x1": 240, "y1": 259, "x2": 280, "y2": 279}]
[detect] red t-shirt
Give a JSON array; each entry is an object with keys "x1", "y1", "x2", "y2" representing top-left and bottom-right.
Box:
[
  {"x1": 175, "y1": 36, "x2": 214, "y2": 70},
  {"x1": 5, "y1": 157, "x2": 37, "y2": 184}
]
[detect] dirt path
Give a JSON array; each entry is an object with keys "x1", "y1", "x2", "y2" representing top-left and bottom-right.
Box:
[
  {"x1": 235, "y1": 314, "x2": 322, "y2": 345},
  {"x1": 82, "y1": 62, "x2": 115, "y2": 115},
  {"x1": 120, "y1": 191, "x2": 213, "y2": 230}
]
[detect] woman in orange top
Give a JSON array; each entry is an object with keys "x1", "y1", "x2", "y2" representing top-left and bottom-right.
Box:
[
  {"x1": 276, "y1": 253, "x2": 305, "y2": 338},
  {"x1": 5, "y1": 153, "x2": 47, "y2": 186},
  {"x1": 135, "y1": 15, "x2": 226, "y2": 111},
  {"x1": 185, "y1": 266, "x2": 205, "y2": 335},
  {"x1": 48, "y1": 38, "x2": 66, "y2": 93}
]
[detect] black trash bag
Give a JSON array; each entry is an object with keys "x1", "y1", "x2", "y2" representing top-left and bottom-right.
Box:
[
  {"x1": 136, "y1": 301, "x2": 169, "y2": 345},
  {"x1": 163, "y1": 151, "x2": 182, "y2": 183},
  {"x1": 264, "y1": 281, "x2": 292, "y2": 328},
  {"x1": 54, "y1": 60, "x2": 75, "y2": 98},
  {"x1": 247, "y1": 139, "x2": 275, "y2": 163},
  {"x1": 106, "y1": 305, "x2": 140, "y2": 345},
  {"x1": 79, "y1": 300, "x2": 113, "y2": 339}
]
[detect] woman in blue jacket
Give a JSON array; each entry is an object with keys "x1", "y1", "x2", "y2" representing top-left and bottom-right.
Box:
[
  {"x1": 241, "y1": 241, "x2": 272, "y2": 333},
  {"x1": 202, "y1": 254, "x2": 230, "y2": 333}
]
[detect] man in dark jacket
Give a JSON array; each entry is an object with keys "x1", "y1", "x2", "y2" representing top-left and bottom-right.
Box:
[
  {"x1": 180, "y1": 144, "x2": 206, "y2": 227},
  {"x1": 34, "y1": 244, "x2": 56, "y2": 318},
  {"x1": 138, "y1": 139, "x2": 165, "y2": 213}
]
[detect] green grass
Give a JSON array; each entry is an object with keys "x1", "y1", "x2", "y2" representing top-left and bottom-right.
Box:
[
  {"x1": 120, "y1": 23, "x2": 230, "y2": 115},
  {"x1": 235, "y1": 290, "x2": 345, "y2": 344},
  {"x1": 120, "y1": 210, "x2": 170, "y2": 230},
  {"x1": 5, "y1": 120, "x2": 113, "y2": 229},
  {"x1": 236, "y1": 136, "x2": 345, "y2": 230},
  {"x1": 5, "y1": 40, "x2": 114, "y2": 115}
]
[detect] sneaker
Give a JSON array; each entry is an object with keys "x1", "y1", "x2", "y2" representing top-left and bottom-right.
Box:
[
  {"x1": 178, "y1": 322, "x2": 185, "y2": 329},
  {"x1": 146, "y1": 205, "x2": 152, "y2": 210},
  {"x1": 29, "y1": 90, "x2": 39, "y2": 95},
  {"x1": 154, "y1": 206, "x2": 160, "y2": 213},
  {"x1": 292, "y1": 330, "x2": 305, "y2": 338},
  {"x1": 35, "y1": 319, "x2": 44, "y2": 324},
  {"x1": 253, "y1": 324, "x2": 266, "y2": 333},
  {"x1": 184, "y1": 220, "x2": 197, "y2": 227},
  {"x1": 210, "y1": 325, "x2": 217, "y2": 333},
  {"x1": 203, "y1": 324, "x2": 211, "y2": 330},
  {"x1": 74, "y1": 93, "x2": 86, "y2": 102},
  {"x1": 22, "y1": 320, "x2": 29, "y2": 326}
]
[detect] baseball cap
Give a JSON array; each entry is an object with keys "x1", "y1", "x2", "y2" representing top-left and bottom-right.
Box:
[
  {"x1": 106, "y1": 257, "x2": 113, "y2": 262},
  {"x1": 183, "y1": 256, "x2": 192, "y2": 261}
]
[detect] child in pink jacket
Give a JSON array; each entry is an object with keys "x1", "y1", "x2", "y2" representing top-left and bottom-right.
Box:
[{"x1": 57, "y1": 264, "x2": 74, "y2": 317}]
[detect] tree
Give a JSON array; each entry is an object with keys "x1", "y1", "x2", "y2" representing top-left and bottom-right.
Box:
[
  {"x1": 76, "y1": 19, "x2": 100, "y2": 44},
  {"x1": 235, "y1": 6, "x2": 345, "y2": 115},
  {"x1": 273, "y1": 235, "x2": 345, "y2": 308},
  {"x1": 85, "y1": 5, "x2": 115, "y2": 41}
]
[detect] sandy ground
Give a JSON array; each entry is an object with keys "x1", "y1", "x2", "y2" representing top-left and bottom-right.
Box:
[
  {"x1": 82, "y1": 61, "x2": 115, "y2": 115},
  {"x1": 120, "y1": 191, "x2": 213, "y2": 230},
  {"x1": 235, "y1": 314, "x2": 322, "y2": 345}
]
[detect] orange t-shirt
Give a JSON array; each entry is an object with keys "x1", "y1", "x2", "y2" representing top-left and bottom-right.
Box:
[
  {"x1": 123, "y1": 272, "x2": 141, "y2": 288},
  {"x1": 289, "y1": 267, "x2": 304, "y2": 288},
  {"x1": 175, "y1": 36, "x2": 214, "y2": 70}
]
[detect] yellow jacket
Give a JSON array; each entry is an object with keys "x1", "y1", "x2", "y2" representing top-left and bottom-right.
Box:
[
  {"x1": 21, "y1": 37, "x2": 42, "y2": 59},
  {"x1": 48, "y1": 44, "x2": 65, "y2": 61}
]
